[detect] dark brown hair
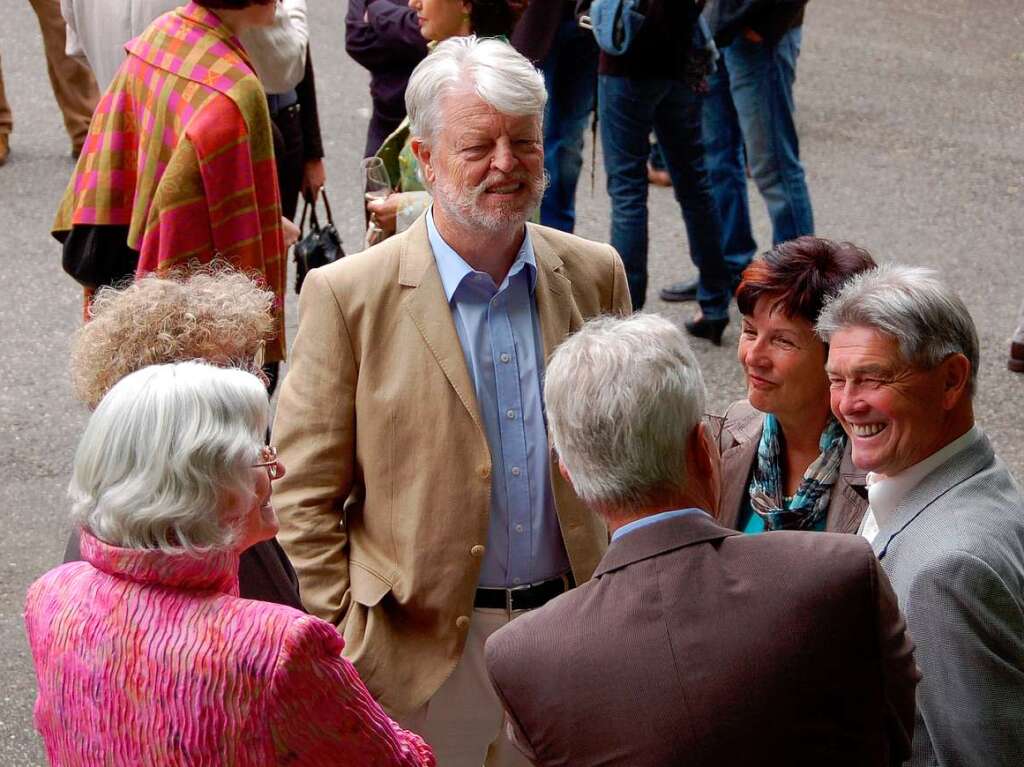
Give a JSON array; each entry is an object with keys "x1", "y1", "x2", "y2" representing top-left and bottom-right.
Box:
[
  {"x1": 469, "y1": 0, "x2": 520, "y2": 39},
  {"x1": 736, "y1": 236, "x2": 877, "y2": 324}
]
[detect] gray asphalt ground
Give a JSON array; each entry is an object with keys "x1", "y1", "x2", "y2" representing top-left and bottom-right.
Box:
[{"x1": 1, "y1": 1, "x2": 1022, "y2": 762}]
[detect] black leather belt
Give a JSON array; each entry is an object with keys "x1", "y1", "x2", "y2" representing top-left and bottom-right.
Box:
[{"x1": 474, "y1": 572, "x2": 575, "y2": 611}]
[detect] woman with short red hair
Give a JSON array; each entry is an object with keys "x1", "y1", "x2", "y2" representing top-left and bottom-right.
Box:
[{"x1": 713, "y1": 236, "x2": 876, "y2": 533}]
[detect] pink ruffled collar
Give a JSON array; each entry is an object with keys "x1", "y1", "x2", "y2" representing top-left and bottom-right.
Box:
[{"x1": 80, "y1": 530, "x2": 240, "y2": 596}]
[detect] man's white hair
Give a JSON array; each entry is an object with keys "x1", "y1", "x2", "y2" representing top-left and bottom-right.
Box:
[
  {"x1": 544, "y1": 314, "x2": 706, "y2": 514},
  {"x1": 405, "y1": 35, "x2": 547, "y2": 142},
  {"x1": 69, "y1": 362, "x2": 269, "y2": 553},
  {"x1": 816, "y1": 265, "x2": 980, "y2": 395}
]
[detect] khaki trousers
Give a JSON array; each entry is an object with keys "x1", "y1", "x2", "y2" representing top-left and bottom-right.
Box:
[
  {"x1": 0, "y1": 0, "x2": 99, "y2": 146},
  {"x1": 394, "y1": 607, "x2": 532, "y2": 767}
]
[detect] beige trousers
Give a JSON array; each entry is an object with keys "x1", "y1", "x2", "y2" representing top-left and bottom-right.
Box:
[
  {"x1": 0, "y1": 0, "x2": 99, "y2": 146},
  {"x1": 394, "y1": 607, "x2": 533, "y2": 767}
]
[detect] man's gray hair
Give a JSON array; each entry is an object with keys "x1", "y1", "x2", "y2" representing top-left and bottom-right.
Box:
[
  {"x1": 544, "y1": 314, "x2": 706, "y2": 513},
  {"x1": 816, "y1": 265, "x2": 980, "y2": 394},
  {"x1": 69, "y1": 362, "x2": 269, "y2": 553},
  {"x1": 405, "y1": 35, "x2": 547, "y2": 142}
]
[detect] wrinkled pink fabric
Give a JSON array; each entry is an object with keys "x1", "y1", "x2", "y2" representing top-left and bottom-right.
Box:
[{"x1": 24, "y1": 531, "x2": 435, "y2": 766}]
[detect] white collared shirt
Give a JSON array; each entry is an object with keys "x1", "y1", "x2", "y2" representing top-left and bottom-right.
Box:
[{"x1": 859, "y1": 425, "x2": 979, "y2": 543}]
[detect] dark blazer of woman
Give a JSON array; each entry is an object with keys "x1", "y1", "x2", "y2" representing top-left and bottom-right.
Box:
[{"x1": 710, "y1": 400, "x2": 868, "y2": 533}]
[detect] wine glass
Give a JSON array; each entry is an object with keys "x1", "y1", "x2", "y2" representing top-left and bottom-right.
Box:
[
  {"x1": 362, "y1": 157, "x2": 392, "y2": 202},
  {"x1": 361, "y1": 157, "x2": 393, "y2": 248}
]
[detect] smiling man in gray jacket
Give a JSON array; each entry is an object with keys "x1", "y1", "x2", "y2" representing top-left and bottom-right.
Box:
[{"x1": 820, "y1": 265, "x2": 1024, "y2": 767}]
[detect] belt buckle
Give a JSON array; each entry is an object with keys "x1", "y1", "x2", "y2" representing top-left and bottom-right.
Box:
[{"x1": 505, "y1": 582, "x2": 528, "y2": 612}]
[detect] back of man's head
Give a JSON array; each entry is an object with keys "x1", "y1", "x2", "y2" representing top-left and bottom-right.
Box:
[{"x1": 544, "y1": 314, "x2": 706, "y2": 517}]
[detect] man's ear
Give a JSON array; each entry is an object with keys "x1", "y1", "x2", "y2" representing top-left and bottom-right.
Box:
[
  {"x1": 941, "y1": 353, "x2": 972, "y2": 410},
  {"x1": 686, "y1": 422, "x2": 721, "y2": 517},
  {"x1": 557, "y1": 456, "x2": 572, "y2": 486},
  {"x1": 410, "y1": 137, "x2": 435, "y2": 186}
]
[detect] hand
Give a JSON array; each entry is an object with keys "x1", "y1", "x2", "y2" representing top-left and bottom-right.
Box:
[
  {"x1": 365, "y1": 192, "x2": 401, "y2": 236},
  {"x1": 301, "y1": 158, "x2": 326, "y2": 202},
  {"x1": 282, "y1": 215, "x2": 301, "y2": 248}
]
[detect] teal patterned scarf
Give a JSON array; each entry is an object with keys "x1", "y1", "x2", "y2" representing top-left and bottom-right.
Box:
[{"x1": 749, "y1": 414, "x2": 847, "y2": 531}]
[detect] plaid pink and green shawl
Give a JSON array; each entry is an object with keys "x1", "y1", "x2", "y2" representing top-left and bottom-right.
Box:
[{"x1": 53, "y1": 2, "x2": 286, "y2": 360}]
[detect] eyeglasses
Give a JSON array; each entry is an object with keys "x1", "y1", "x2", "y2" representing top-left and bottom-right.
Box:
[{"x1": 252, "y1": 445, "x2": 282, "y2": 479}]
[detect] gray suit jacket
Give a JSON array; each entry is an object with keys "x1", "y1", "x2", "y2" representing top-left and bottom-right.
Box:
[
  {"x1": 872, "y1": 428, "x2": 1024, "y2": 767},
  {"x1": 486, "y1": 513, "x2": 919, "y2": 767}
]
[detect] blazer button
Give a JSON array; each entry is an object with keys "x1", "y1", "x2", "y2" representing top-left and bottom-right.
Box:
[
  {"x1": 456, "y1": 615, "x2": 471, "y2": 630},
  {"x1": 479, "y1": 466, "x2": 491, "y2": 479},
  {"x1": 470, "y1": 544, "x2": 485, "y2": 557}
]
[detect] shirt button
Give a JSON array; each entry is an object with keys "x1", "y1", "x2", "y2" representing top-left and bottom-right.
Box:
[
  {"x1": 470, "y1": 544, "x2": 485, "y2": 557},
  {"x1": 506, "y1": 409, "x2": 516, "y2": 420},
  {"x1": 479, "y1": 465, "x2": 491, "y2": 479},
  {"x1": 515, "y1": 524, "x2": 524, "y2": 534},
  {"x1": 510, "y1": 466, "x2": 521, "y2": 477},
  {"x1": 456, "y1": 615, "x2": 470, "y2": 630},
  {"x1": 512, "y1": 577, "x2": 522, "y2": 585},
  {"x1": 500, "y1": 353, "x2": 511, "y2": 363}
]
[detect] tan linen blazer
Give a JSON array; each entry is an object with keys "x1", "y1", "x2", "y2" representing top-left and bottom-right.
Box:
[
  {"x1": 709, "y1": 399, "x2": 868, "y2": 532},
  {"x1": 271, "y1": 216, "x2": 631, "y2": 714},
  {"x1": 485, "y1": 513, "x2": 919, "y2": 766}
]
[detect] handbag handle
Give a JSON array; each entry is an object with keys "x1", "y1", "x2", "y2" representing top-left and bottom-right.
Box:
[
  {"x1": 298, "y1": 196, "x2": 312, "y2": 234},
  {"x1": 320, "y1": 189, "x2": 336, "y2": 227},
  {"x1": 296, "y1": 188, "x2": 333, "y2": 234}
]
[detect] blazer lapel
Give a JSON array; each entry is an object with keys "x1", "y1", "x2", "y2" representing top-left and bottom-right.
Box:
[
  {"x1": 717, "y1": 409, "x2": 763, "y2": 530},
  {"x1": 530, "y1": 224, "x2": 583, "y2": 360},
  {"x1": 827, "y1": 445, "x2": 868, "y2": 533},
  {"x1": 873, "y1": 429, "x2": 994, "y2": 559},
  {"x1": 399, "y1": 217, "x2": 484, "y2": 435}
]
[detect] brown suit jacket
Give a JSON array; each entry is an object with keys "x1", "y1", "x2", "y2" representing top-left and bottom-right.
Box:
[
  {"x1": 271, "y1": 216, "x2": 631, "y2": 714},
  {"x1": 485, "y1": 512, "x2": 920, "y2": 767},
  {"x1": 710, "y1": 399, "x2": 868, "y2": 532}
]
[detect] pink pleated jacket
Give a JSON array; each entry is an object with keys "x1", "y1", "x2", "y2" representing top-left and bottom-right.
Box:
[{"x1": 24, "y1": 532, "x2": 435, "y2": 767}]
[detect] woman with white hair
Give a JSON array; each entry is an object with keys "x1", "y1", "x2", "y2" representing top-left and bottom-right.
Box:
[{"x1": 24, "y1": 362, "x2": 435, "y2": 766}]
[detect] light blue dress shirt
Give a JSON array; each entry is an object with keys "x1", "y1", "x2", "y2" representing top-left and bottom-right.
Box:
[
  {"x1": 611, "y1": 508, "x2": 709, "y2": 543},
  {"x1": 427, "y1": 209, "x2": 570, "y2": 588}
]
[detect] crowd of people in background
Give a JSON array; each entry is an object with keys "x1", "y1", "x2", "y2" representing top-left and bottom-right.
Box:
[{"x1": 6, "y1": 0, "x2": 1024, "y2": 766}]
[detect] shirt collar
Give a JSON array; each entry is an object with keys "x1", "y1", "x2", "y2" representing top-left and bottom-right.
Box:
[
  {"x1": 611, "y1": 508, "x2": 709, "y2": 543},
  {"x1": 426, "y1": 206, "x2": 537, "y2": 301},
  {"x1": 866, "y1": 424, "x2": 979, "y2": 527}
]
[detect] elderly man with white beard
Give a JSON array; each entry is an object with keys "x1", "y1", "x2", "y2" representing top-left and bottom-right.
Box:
[
  {"x1": 270, "y1": 35, "x2": 631, "y2": 767},
  {"x1": 819, "y1": 265, "x2": 1024, "y2": 767}
]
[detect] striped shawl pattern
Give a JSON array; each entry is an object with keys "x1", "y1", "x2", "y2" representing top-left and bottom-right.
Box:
[{"x1": 53, "y1": 2, "x2": 286, "y2": 360}]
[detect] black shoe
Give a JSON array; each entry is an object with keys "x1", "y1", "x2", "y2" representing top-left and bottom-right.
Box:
[
  {"x1": 660, "y1": 278, "x2": 699, "y2": 303},
  {"x1": 685, "y1": 316, "x2": 729, "y2": 346},
  {"x1": 1010, "y1": 341, "x2": 1024, "y2": 373}
]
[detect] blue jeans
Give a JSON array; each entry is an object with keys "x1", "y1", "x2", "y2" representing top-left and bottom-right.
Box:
[
  {"x1": 539, "y1": 17, "x2": 598, "y2": 233},
  {"x1": 599, "y1": 75, "x2": 730, "y2": 317},
  {"x1": 702, "y1": 26, "x2": 813, "y2": 278}
]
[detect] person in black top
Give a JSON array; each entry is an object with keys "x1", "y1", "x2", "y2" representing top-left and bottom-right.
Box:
[{"x1": 346, "y1": 0, "x2": 429, "y2": 157}]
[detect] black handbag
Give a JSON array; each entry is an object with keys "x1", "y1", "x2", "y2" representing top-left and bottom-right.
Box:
[{"x1": 293, "y1": 189, "x2": 344, "y2": 293}]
